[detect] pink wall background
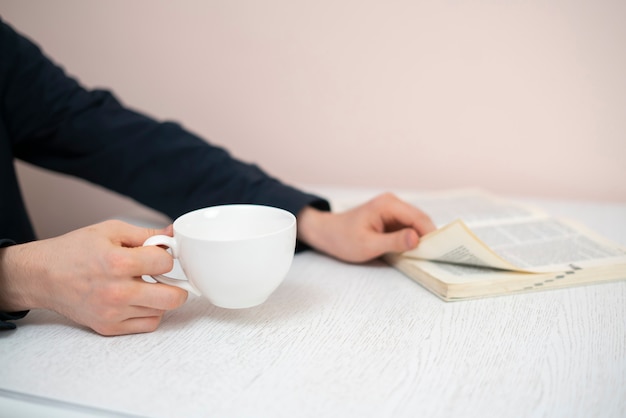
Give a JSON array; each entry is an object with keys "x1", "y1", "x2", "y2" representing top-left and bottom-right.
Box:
[{"x1": 2, "y1": 0, "x2": 625, "y2": 238}]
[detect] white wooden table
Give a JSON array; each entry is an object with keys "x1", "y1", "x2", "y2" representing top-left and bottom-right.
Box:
[{"x1": 1, "y1": 189, "x2": 625, "y2": 418}]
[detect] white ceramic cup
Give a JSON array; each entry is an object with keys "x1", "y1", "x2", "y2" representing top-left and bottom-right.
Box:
[{"x1": 142, "y1": 204, "x2": 297, "y2": 309}]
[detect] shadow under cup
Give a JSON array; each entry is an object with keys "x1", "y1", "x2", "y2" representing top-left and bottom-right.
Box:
[{"x1": 145, "y1": 205, "x2": 297, "y2": 309}]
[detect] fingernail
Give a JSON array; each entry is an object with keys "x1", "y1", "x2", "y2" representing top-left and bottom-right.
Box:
[{"x1": 405, "y1": 230, "x2": 418, "y2": 249}]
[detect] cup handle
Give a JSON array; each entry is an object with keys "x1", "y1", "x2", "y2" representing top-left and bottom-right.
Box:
[{"x1": 142, "y1": 235, "x2": 201, "y2": 296}]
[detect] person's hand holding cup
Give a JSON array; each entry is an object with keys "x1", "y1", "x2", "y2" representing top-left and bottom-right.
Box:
[{"x1": 143, "y1": 204, "x2": 297, "y2": 309}]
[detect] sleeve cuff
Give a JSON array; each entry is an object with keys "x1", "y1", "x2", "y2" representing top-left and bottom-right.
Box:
[
  {"x1": 0, "y1": 238, "x2": 30, "y2": 330},
  {"x1": 0, "y1": 310, "x2": 29, "y2": 330}
]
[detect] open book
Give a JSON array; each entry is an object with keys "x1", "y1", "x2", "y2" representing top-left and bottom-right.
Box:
[{"x1": 336, "y1": 189, "x2": 626, "y2": 301}]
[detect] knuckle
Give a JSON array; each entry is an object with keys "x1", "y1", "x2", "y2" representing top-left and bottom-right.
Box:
[
  {"x1": 372, "y1": 192, "x2": 396, "y2": 207},
  {"x1": 103, "y1": 251, "x2": 137, "y2": 277},
  {"x1": 415, "y1": 210, "x2": 434, "y2": 226},
  {"x1": 144, "y1": 317, "x2": 162, "y2": 333},
  {"x1": 157, "y1": 251, "x2": 175, "y2": 272},
  {"x1": 143, "y1": 245, "x2": 174, "y2": 273},
  {"x1": 92, "y1": 322, "x2": 119, "y2": 337},
  {"x1": 98, "y1": 219, "x2": 123, "y2": 231},
  {"x1": 99, "y1": 282, "x2": 131, "y2": 307},
  {"x1": 162, "y1": 288, "x2": 188, "y2": 310}
]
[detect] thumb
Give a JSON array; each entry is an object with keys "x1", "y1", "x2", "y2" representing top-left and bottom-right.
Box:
[{"x1": 372, "y1": 228, "x2": 420, "y2": 255}]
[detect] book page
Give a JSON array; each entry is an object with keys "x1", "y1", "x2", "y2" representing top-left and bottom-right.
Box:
[
  {"x1": 468, "y1": 217, "x2": 626, "y2": 270},
  {"x1": 403, "y1": 220, "x2": 524, "y2": 271},
  {"x1": 401, "y1": 189, "x2": 545, "y2": 227},
  {"x1": 404, "y1": 217, "x2": 626, "y2": 272}
]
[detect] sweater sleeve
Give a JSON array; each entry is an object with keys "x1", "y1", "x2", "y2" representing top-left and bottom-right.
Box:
[{"x1": 1, "y1": 19, "x2": 330, "y2": 223}]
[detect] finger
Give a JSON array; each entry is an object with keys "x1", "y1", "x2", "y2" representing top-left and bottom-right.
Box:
[
  {"x1": 133, "y1": 245, "x2": 175, "y2": 276},
  {"x1": 387, "y1": 202, "x2": 435, "y2": 235},
  {"x1": 96, "y1": 315, "x2": 164, "y2": 336},
  {"x1": 120, "y1": 316, "x2": 163, "y2": 335},
  {"x1": 105, "y1": 245, "x2": 174, "y2": 278},
  {"x1": 129, "y1": 281, "x2": 189, "y2": 311},
  {"x1": 376, "y1": 195, "x2": 436, "y2": 236},
  {"x1": 161, "y1": 224, "x2": 174, "y2": 237},
  {"x1": 88, "y1": 282, "x2": 185, "y2": 336},
  {"x1": 102, "y1": 220, "x2": 173, "y2": 248},
  {"x1": 368, "y1": 227, "x2": 420, "y2": 257},
  {"x1": 125, "y1": 306, "x2": 167, "y2": 318}
]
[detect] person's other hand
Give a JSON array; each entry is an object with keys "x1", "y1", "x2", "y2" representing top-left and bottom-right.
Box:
[
  {"x1": 0, "y1": 220, "x2": 187, "y2": 336},
  {"x1": 297, "y1": 193, "x2": 436, "y2": 263}
]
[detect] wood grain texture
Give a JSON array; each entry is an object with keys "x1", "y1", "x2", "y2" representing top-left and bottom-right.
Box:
[
  {"x1": 1, "y1": 194, "x2": 625, "y2": 417},
  {"x1": 1, "y1": 252, "x2": 624, "y2": 417}
]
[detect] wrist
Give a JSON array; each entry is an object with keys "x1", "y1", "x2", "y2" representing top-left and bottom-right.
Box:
[
  {"x1": 0, "y1": 244, "x2": 41, "y2": 312},
  {"x1": 296, "y1": 206, "x2": 331, "y2": 253}
]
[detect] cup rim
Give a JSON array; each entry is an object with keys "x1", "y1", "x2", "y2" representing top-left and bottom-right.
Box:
[{"x1": 173, "y1": 204, "x2": 296, "y2": 242}]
